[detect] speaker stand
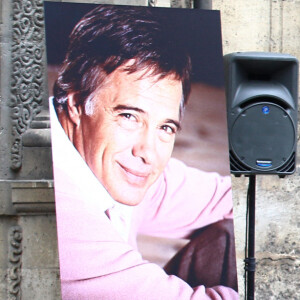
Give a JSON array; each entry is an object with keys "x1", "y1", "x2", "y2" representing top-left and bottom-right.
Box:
[{"x1": 244, "y1": 175, "x2": 256, "y2": 299}]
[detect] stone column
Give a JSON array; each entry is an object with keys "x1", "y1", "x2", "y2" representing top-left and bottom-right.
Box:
[{"x1": 0, "y1": 0, "x2": 59, "y2": 298}]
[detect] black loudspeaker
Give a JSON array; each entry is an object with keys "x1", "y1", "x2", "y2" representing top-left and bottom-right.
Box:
[{"x1": 224, "y1": 52, "x2": 298, "y2": 176}]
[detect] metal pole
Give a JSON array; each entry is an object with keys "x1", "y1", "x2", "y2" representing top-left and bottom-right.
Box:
[
  {"x1": 193, "y1": 0, "x2": 212, "y2": 10},
  {"x1": 246, "y1": 175, "x2": 256, "y2": 300}
]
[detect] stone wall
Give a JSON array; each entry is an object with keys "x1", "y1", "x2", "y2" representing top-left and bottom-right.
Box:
[{"x1": 0, "y1": 0, "x2": 299, "y2": 299}]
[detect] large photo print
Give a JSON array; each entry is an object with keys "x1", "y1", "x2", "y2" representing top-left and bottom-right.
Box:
[{"x1": 44, "y1": 2, "x2": 239, "y2": 299}]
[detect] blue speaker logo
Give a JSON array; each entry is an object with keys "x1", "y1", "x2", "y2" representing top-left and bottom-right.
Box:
[{"x1": 262, "y1": 106, "x2": 270, "y2": 115}]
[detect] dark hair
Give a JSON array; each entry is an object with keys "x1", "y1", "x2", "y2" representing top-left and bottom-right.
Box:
[{"x1": 53, "y1": 4, "x2": 191, "y2": 115}]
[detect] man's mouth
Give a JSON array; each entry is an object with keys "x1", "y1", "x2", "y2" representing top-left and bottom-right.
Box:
[{"x1": 118, "y1": 163, "x2": 151, "y2": 186}]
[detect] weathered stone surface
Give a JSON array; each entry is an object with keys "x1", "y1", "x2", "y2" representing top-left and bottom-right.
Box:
[
  {"x1": 256, "y1": 257, "x2": 300, "y2": 300},
  {"x1": 19, "y1": 215, "x2": 58, "y2": 269},
  {"x1": 282, "y1": 1, "x2": 300, "y2": 57},
  {"x1": 21, "y1": 269, "x2": 61, "y2": 300},
  {"x1": 19, "y1": 215, "x2": 60, "y2": 298},
  {"x1": 214, "y1": 1, "x2": 271, "y2": 54}
]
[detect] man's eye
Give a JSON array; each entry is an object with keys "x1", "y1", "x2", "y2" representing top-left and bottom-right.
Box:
[
  {"x1": 118, "y1": 112, "x2": 140, "y2": 130},
  {"x1": 161, "y1": 125, "x2": 176, "y2": 135},
  {"x1": 120, "y1": 113, "x2": 136, "y2": 121}
]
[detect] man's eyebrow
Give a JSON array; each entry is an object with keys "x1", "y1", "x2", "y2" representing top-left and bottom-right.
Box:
[
  {"x1": 166, "y1": 119, "x2": 181, "y2": 131},
  {"x1": 113, "y1": 105, "x2": 145, "y2": 114}
]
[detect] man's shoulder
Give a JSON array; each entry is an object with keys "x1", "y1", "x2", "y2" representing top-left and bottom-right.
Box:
[
  {"x1": 163, "y1": 157, "x2": 231, "y2": 193},
  {"x1": 165, "y1": 157, "x2": 223, "y2": 178}
]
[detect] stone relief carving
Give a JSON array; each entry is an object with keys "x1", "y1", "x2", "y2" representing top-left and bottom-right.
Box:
[
  {"x1": 7, "y1": 226, "x2": 23, "y2": 300},
  {"x1": 148, "y1": 0, "x2": 157, "y2": 6},
  {"x1": 10, "y1": 0, "x2": 46, "y2": 170}
]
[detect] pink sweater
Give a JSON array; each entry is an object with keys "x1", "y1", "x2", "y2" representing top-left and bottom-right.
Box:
[{"x1": 50, "y1": 101, "x2": 239, "y2": 299}]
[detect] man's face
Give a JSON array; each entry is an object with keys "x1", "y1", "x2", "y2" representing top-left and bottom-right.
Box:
[{"x1": 73, "y1": 68, "x2": 183, "y2": 205}]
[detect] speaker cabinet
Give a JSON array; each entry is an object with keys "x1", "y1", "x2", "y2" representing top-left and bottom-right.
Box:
[{"x1": 224, "y1": 52, "x2": 298, "y2": 176}]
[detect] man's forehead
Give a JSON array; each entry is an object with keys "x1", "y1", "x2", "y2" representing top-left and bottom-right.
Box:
[
  {"x1": 102, "y1": 66, "x2": 183, "y2": 95},
  {"x1": 92, "y1": 67, "x2": 182, "y2": 118}
]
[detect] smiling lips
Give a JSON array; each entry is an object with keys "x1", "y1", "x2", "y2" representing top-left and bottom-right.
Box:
[{"x1": 118, "y1": 163, "x2": 151, "y2": 187}]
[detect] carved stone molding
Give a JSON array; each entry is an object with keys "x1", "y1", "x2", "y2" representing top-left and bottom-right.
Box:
[
  {"x1": 10, "y1": 0, "x2": 46, "y2": 171},
  {"x1": 7, "y1": 226, "x2": 23, "y2": 300},
  {"x1": 11, "y1": 180, "x2": 55, "y2": 214}
]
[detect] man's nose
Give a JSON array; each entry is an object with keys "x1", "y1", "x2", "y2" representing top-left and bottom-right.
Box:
[{"x1": 132, "y1": 127, "x2": 156, "y2": 164}]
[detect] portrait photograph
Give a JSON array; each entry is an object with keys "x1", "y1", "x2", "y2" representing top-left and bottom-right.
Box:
[{"x1": 44, "y1": 2, "x2": 239, "y2": 299}]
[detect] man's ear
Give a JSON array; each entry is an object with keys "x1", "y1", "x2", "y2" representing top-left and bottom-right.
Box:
[{"x1": 67, "y1": 94, "x2": 83, "y2": 127}]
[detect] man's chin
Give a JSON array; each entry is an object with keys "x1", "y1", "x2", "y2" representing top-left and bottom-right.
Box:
[
  {"x1": 113, "y1": 195, "x2": 144, "y2": 206},
  {"x1": 107, "y1": 186, "x2": 147, "y2": 206},
  {"x1": 103, "y1": 173, "x2": 153, "y2": 206}
]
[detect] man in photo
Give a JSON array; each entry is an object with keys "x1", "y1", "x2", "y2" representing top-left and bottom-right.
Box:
[{"x1": 48, "y1": 4, "x2": 239, "y2": 299}]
